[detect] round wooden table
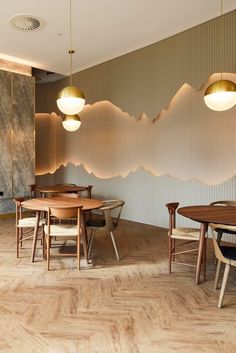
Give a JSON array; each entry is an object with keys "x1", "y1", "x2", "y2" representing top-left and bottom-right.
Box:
[
  {"x1": 22, "y1": 197, "x2": 103, "y2": 263},
  {"x1": 178, "y1": 205, "x2": 236, "y2": 284},
  {"x1": 22, "y1": 197, "x2": 102, "y2": 212}
]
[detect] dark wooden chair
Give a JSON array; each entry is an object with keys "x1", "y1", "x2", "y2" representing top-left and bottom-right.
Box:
[{"x1": 165, "y1": 202, "x2": 206, "y2": 275}]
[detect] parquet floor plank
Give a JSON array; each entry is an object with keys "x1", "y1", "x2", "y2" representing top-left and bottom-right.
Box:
[{"x1": 0, "y1": 217, "x2": 236, "y2": 352}]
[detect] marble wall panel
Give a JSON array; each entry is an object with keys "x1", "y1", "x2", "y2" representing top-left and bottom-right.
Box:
[
  {"x1": 12, "y1": 73, "x2": 35, "y2": 197},
  {"x1": 0, "y1": 71, "x2": 12, "y2": 198}
]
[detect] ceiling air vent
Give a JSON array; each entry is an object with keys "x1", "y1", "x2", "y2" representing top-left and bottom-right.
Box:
[{"x1": 9, "y1": 14, "x2": 46, "y2": 32}]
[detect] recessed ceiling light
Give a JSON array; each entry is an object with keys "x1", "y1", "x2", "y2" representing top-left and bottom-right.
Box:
[{"x1": 9, "y1": 14, "x2": 46, "y2": 32}]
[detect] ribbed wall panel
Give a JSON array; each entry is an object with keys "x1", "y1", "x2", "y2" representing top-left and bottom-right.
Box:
[{"x1": 36, "y1": 11, "x2": 236, "y2": 242}]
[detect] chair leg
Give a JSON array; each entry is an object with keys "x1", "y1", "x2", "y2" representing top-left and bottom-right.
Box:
[
  {"x1": 168, "y1": 237, "x2": 172, "y2": 274},
  {"x1": 218, "y1": 263, "x2": 230, "y2": 308},
  {"x1": 16, "y1": 227, "x2": 20, "y2": 258},
  {"x1": 19, "y1": 228, "x2": 23, "y2": 248},
  {"x1": 80, "y1": 213, "x2": 89, "y2": 263},
  {"x1": 202, "y1": 237, "x2": 207, "y2": 281},
  {"x1": 77, "y1": 234, "x2": 80, "y2": 270},
  {"x1": 214, "y1": 259, "x2": 222, "y2": 290},
  {"x1": 46, "y1": 235, "x2": 50, "y2": 271},
  {"x1": 172, "y1": 239, "x2": 176, "y2": 261},
  {"x1": 31, "y1": 212, "x2": 40, "y2": 263},
  {"x1": 109, "y1": 231, "x2": 120, "y2": 260},
  {"x1": 88, "y1": 229, "x2": 95, "y2": 258},
  {"x1": 42, "y1": 228, "x2": 45, "y2": 259},
  {"x1": 43, "y1": 232, "x2": 46, "y2": 260}
]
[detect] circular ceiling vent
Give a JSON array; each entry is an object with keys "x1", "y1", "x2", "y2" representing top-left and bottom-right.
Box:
[{"x1": 9, "y1": 14, "x2": 46, "y2": 32}]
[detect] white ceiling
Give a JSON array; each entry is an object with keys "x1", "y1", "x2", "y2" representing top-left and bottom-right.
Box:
[{"x1": 0, "y1": 0, "x2": 236, "y2": 76}]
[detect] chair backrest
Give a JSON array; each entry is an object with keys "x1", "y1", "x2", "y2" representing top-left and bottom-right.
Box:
[
  {"x1": 210, "y1": 200, "x2": 236, "y2": 233},
  {"x1": 210, "y1": 200, "x2": 236, "y2": 207},
  {"x1": 165, "y1": 202, "x2": 179, "y2": 235},
  {"x1": 46, "y1": 206, "x2": 82, "y2": 232},
  {"x1": 55, "y1": 183, "x2": 76, "y2": 187},
  {"x1": 29, "y1": 184, "x2": 37, "y2": 198},
  {"x1": 100, "y1": 200, "x2": 125, "y2": 231},
  {"x1": 54, "y1": 184, "x2": 93, "y2": 198},
  {"x1": 78, "y1": 185, "x2": 93, "y2": 199},
  {"x1": 211, "y1": 230, "x2": 230, "y2": 264},
  {"x1": 14, "y1": 197, "x2": 26, "y2": 224},
  {"x1": 51, "y1": 192, "x2": 79, "y2": 198}
]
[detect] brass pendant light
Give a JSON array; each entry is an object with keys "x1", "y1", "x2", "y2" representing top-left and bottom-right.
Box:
[
  {"x1": 57, "y1": 0, "x2": 85, "y2": 128},
  {"x1": 204, "y1": 79, "x2": 236, "y2": 111},
  {"x1": 62, "y1": 114, "x2": 81, "y2": 132},
  {"x1": 204, "y1": 0, "x2": 236, "y2": 111}
]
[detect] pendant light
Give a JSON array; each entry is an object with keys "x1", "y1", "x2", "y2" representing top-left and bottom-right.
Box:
[
  {"x1": 62, "y1": 114, "x2": 81, "y2": 132},
  {"x1": 57, "y1": 0, "x2": 85, "y2": 119},
  {"x1": 204, "y1": 0, "x2": 236, "y2": 111}
]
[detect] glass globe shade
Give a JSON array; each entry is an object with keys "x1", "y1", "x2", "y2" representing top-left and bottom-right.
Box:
[
  {"x1": 204, "y1": 80, "x2": 236, "y2": 111},
  {"x1": 57, "y1": 86, "x2": 85, "y2": 115},
  {"x1": 62, "y1": 114, "x2": 81, "y2": 132}
]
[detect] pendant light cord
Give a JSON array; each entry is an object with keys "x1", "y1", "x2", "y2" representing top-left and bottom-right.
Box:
[
  {"x1": 69, "y1": 0, "x2": 73, "y2": 86},
  {"x1": 220, "y1": 0, "x2": 223, "y2": 80}
]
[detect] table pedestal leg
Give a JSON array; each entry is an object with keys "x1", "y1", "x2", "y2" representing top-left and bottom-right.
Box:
[{"x1": 195, "y1": 222, "x2": 208, "y2": 284}]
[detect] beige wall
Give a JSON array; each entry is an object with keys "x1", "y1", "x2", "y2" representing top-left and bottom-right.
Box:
[
  {"x1": 36, "y1": 11, "x2": 236, "y2": 231},
  {"x1": 36, "y1": 11, "x2": 236, "y2": 119}
]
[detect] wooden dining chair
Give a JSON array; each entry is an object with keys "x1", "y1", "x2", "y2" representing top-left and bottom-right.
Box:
[
  {"x1": 14, "y1": 197, "x2": 45, "y2": 258},
  {"x1": 165, "y1": 202, "x2": 206, "y2": 275},
  {"x1": 209, "y1": 201, "x2": 236, "y2": 246},
  {"x1": 29, "y1": 184, "x2": 37, "y2": 198},
  {"x1": 49, "y1": 192, "x2": 89, "y2": 261},
  {"x1": 44, "y1": 205, "x2": 83, "y2": 270},
  {"x1": 211, "y1": 229, "x2": 236, "y2": 308},
  {"x1": 86, "y1": 200, "x2": 125, "y2": 261},
  {"x1": 55, "y1": 183, "x2": 93, "y2": 198}
]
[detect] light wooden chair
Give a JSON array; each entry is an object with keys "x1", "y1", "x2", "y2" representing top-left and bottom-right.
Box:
[
  {"x1": 44, "y1": 205, "x2": 83, "y2": 270},
  {"x1": 165, "y1": 202, "x2": 206, "y2": 275},
  {"x1": 209, "y1": 201, "x2": 236, "y2": 246},
  {"x1": 50, "y1": 192, "x2": 89, "y2": 262},
  {"x1": 211, "y1": 229, "x2": 236, "y2": 308},
  {"x1": 86, "y1": 200, "x2": 125, "y2": 261},
  {"x1": 54, "y1": 185, "x2": 93, "y2": 220},
  {"x1": 14, "y1": 197, "x2": 45, "y2": 259}
]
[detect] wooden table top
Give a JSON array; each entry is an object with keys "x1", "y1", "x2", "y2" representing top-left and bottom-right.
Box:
[
  {"x1": 36, "y1": 185, "x2": 88, "y2": 193},
  {"x1": 22, "y1": 197, "x2": 103, "y2": 212},
  {"x1": 178, "y1": 205, "x2": 236, "y2": 225}
]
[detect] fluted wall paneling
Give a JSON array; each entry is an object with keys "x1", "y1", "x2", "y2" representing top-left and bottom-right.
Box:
[{"x1": 36, "y1": 11, "x2": 236, "y2": 242}]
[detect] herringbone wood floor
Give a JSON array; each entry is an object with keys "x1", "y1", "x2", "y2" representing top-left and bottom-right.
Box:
[{"x1": 0, "y1": 217, "x2": 236, "y2": 353}]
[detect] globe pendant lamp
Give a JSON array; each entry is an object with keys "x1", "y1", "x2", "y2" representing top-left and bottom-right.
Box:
[
  {"x1": 57, "y1": 0, "x2": 85, "y2": 119},
  {"x1": 62, "y1": 114, "x2": 81, "y2": 132},
  {"x1": 204, "y1": 79, "x2": 236, "y2": 111},
  {"x1": 204, "y1": 0, "x2": 236, "y2": 111}
]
